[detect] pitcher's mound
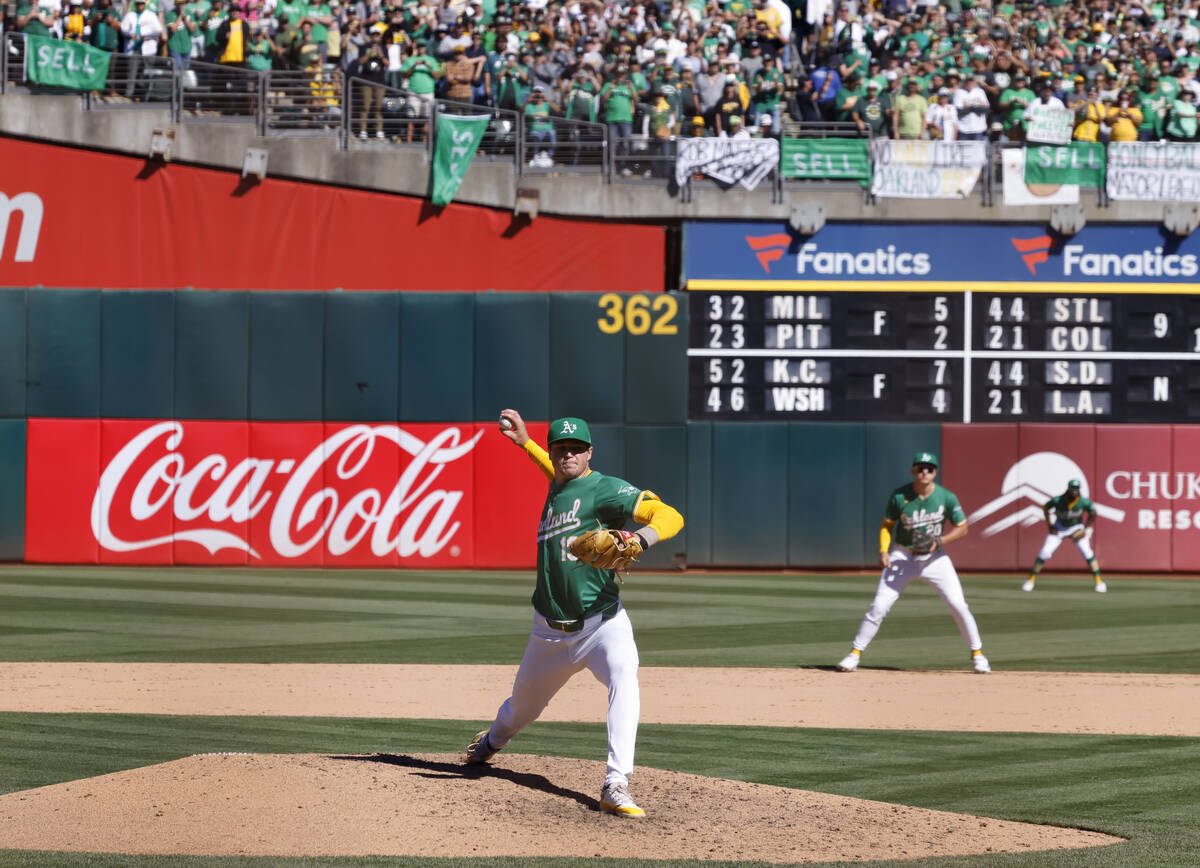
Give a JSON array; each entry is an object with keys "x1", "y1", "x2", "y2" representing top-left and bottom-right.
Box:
[{"x1": 0, "y1": 753, "x2": 1121, "y2": 862}]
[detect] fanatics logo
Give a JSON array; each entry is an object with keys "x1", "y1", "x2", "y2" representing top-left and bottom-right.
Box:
[
  {"x1": 967, "y1": 451, "x2": 1125, "y2": 537},
  {"x1": 745, "y1": 233, "x2": 792, "y2": 274},
  {"x1": 1010, "y1": 234, "x2": 1052, "y2": 276}
]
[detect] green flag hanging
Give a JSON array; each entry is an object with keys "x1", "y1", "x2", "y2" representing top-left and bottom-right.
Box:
[
  {"x1": 25, "y1": 33, "x2": 111, "y2": 91},
  {"x1": 1024, "y1": 142, "x2": 1106, "y2": 186},
  {"x1": 430, "y1": 114, "x2": 491, "y2": 207},
  {"x1": 780, "y1": 138, "x2": 871, "y2": 185}
]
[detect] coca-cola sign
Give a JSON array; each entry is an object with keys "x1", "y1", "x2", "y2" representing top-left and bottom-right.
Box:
[{"x1": 25, "y1": 418, "x2": 538, "y2": 567}]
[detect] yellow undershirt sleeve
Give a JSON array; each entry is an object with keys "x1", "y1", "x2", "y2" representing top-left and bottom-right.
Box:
[
  {"x1": 522, "y1": 440, "x2": 554, "y2": 481},
  {"x1": 879, "y1": 520, "x2": 894, "y2": 553},
  {"x1": 633, "y1": 492, "x2": 685, "y2": 542}
]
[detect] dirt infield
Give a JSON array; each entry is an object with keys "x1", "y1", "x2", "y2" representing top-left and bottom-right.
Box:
[
  {"x1": 2, "y1": 662, "x2": 1186, "y2": 861},
  {"x1": 1, "y1": 663, "x2": 1196, "y2": 735},
  {"x1": 0, "y1": 753, "x2": 1123, "y2": 861}
]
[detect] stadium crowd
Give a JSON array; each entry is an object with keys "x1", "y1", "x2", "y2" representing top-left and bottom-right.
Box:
[{"x1": 8, "y1": 0, "x2": 1200, "y2": 145}]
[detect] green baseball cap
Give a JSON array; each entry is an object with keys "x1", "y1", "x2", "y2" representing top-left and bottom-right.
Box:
[
  {"x1": 1067, "y1": 478, "x2": 1082, "y2": 488},
  {"x1": 912, "y1": 451, "x2": 939, "y2": 467},
  {"x1": 548, "y1": 417, "x2": 591, "y2": 445}
]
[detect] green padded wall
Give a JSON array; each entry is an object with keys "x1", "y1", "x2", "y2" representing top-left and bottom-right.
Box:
[
  {"x1": 710, "y1": 422, "x2": 790, "y2": 566},
  {"x1": 0, "y1": 290, "x2": 25, "y2": 418},
  {"x1": 587, "y1": 423, "x2": 626, "y2": 485},
  {"x1": 101, "y1": 291, "x2": 174, "y2": 419},
  {"x1": 685, "y1": 421, "x2": 712, "y2": 566},
  {"x1": 0, "y1": 419, "x2": 24, "y2": 560},
  {"x1": 787, "y1": 423, "x2": 866, "y2": 567},
  {"x1": 26, "y1": 290, "x2": 100, "y2": 418},
  {"x1": 625, "y1": 292, "x2": 688, "y2": 424},
  {"x1": 324, "y1": 292, "x2": 400, "y2": 422},
  {"x1": 175, "y1": 291, "x2": 249, "y2": 419},
  {"x1": 624, "y1": 425, "x2": 687, "y2": 568},
  {"x1": 250, "y1": 292, "x2": 324, "y2": 421},
  {"x1": 549, "y1": 294, "x2": 624, "y2": 423},
  {"x1": 474, "y1": 293, "x2": 549, "y2": 422},
  {"x1": 400, "y1": 293, "x2": 473, "y2": 421}
]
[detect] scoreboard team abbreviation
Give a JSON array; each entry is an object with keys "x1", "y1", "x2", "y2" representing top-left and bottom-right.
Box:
[{"x1": 687, "y1": 288, "x2": 1200, "y2": 423}]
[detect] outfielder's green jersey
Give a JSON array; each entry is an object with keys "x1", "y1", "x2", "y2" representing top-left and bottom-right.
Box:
[
  {"x1": 533, "y1": 471, "x2": 644, "y2": 622},
  {"x1": 884, "y1": 484, "x2": 966, "y2": 551},
  {"x1": 1044, "y1": 493, "x2": 1095, "y2": 528}
]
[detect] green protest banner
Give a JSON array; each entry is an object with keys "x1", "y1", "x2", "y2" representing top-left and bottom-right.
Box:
[
  {"x1": 1024, "y1": 142, "x2": 1106, "y2": 186},
  {"x1": 780, "y1": 138, "x2": 871, "y2": 185},
  {"x1": 430, "y1": 114, "x2": 492, "y2": 207},
  {"x1": 25, "y1": 33, "x2": 111, "y2": 91}
]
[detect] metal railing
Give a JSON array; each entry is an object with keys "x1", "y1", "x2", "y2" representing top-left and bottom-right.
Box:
[
  {"x1": 1, "y1": 27, "x2": 11, "y2": 95},
  {"x1": 520, "y1": 114, "x2": 606, "y2": 175},
  {"x1": 265, "y1": 66, "x2": 343, "y2": 136},
  {"x1": 435, "y1": 97, "x2": 519, "y2": 166},
  {"x1": 340, "y1": 79, "x2": 434, "y2": 150},
  {"x1": 611, "y1": 134, "x2": 674, "y2": 183},
  {"x1": 178, "y1": 60, "x2": 261, "y2": 126},
  {"x1": 84, "y1": 53, "x2": 178, "y2": 113}
]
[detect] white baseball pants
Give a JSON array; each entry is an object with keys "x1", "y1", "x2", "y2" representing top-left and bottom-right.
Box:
[
  {"x1": 485, "y1": 604, "x2": 640, "y2": 785},
  {"x1": 1038, "y1": 525, "x2": 1095, "y2": 562},
  {"x1": 851, "y1": 548, "x2": 983, "y2": 653}
]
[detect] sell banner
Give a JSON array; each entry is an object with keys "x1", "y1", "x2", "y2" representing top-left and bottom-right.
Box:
[
  {"x1": 1024, "y1": 142, "x2": 1105, "y2": 186},
  {"x1": 1106, "y1": 141, "x2": 1200, "y2": 201},
  {"x1": 25, "y1": 34, "x2": 110, "y2": 91},
  {"x1": 25, "y1": 419, "x2": 550, "y2": 568},
  {"x1": 1001, "y1": 148, "x2": 1079, "y2": 205},
  {"x1": 941, "y1": 423, "x2": 1200, "y2": 572},
  {"x1": 869, "y1": 140, "x2": 987, "y2": 199},
  {"x1": 780, "y1": 138, "x2": 870, "y2": 185},
  {"x1": 1024, "y1": 104, "x2": 1075, "y2": 145},
  {"x1": 430, "y1": 114, "x2": 491, "y2": 207},
  {"x1": 675, "y1": 137, "x2": 780, "y2": 191}
]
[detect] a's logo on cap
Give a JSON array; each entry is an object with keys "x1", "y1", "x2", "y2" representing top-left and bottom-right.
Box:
[{"x1": 560, "y1": 420, "x2": 577, "y2": 434}]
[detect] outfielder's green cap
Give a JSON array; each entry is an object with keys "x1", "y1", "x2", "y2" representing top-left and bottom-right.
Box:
[
  {"x1": 548, "y1": 417, "x2": 591, "y2": 446},
  {"x1": 912, "y1": 451, "x2": 939, "y2": 467},
  {"x1": 1067, "y1": 478, "x2": 1082, "y2": 488}
]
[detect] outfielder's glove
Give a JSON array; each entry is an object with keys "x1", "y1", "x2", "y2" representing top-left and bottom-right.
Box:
[
  {"x1": 569, "y1": 529, "x2": 644, "y2": 571},
  {"x1": 1070, "y1": 527, "x2": 1088, "y2": 540}
]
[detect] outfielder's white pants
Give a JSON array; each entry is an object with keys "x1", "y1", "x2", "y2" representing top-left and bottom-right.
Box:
[
  {"x1": 1038, "y1": 525, "x2": 1095, "y2": 562},
  {"x1": 486, "y1": 604, "x2": 640, "y2": 785},
  {"x1": 852, "y1": 548, "x2": 983, "y2": 653}
]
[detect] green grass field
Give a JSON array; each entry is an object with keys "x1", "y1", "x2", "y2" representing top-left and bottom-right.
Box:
[{"x1": 0, "y1": 565, "x2": 1197, "y2": 867}]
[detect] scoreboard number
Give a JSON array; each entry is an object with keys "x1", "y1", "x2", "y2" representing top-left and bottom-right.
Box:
[{"x1": 687, "y1": 289, "x2": 1200, "y2": 422}]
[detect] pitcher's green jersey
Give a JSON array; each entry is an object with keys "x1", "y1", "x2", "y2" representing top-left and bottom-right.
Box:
[
  {"x1": 884, "y1": 483, "x2": 965, "y2": 551},
  {"x1": 1045, "y1": 493, "x2": 1095, "y2": 527},
  {"x1": 533, "y1": 470, "x2": 644, "y2": 621}
]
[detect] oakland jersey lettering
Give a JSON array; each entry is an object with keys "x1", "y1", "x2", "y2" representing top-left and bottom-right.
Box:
[
  {"x1": 885, "y1": 484, "x2": 966, "y2": 549},
  {"x1": 533, "y1": 471, "x2": 644, "y2": 622}
]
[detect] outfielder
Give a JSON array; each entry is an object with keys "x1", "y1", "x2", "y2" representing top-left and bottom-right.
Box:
[
  {"x1": 465, "y1": 410, "x2": 685, "y2": 819},
  {"x1": 836, "y1": 451, "x2": 990, "y2": 675},
  {"x1": 1022, "y1": 479, "x2": 1106, "y2": 593}
]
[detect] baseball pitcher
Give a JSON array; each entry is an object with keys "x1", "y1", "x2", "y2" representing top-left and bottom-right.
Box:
[
  {"x1": 465, "y1": 410, "x2": 684, "y2": 819},
  {"x1": 836, "y1": 451, "x2": 990, "y2": 675},
  {"x1": 1022, "y1": 479, "x2": 1106, "y2": 593}
]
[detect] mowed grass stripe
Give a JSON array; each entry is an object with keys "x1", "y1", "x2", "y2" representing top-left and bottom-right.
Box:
[{"x1": 0, "y1": 567, "x2": 1195, "y2": 672}]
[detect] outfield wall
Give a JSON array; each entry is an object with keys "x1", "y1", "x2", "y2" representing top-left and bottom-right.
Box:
[{"x1": 0, "y1": 286, "x2": 1195, "y2": 570}]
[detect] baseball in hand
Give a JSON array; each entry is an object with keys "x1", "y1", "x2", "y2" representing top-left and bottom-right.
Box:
[{"x1": 499, "y1": 416, "x2": 515, "y2": 430}]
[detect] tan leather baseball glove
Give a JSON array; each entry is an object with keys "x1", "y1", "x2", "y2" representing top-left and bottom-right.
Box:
[{"x1": 569, "y1": 529, "x2": 644, "y2": 571}]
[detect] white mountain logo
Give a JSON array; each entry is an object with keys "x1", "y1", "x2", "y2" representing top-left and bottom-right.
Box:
[{"x1": 967, "y1": 451, "x2": 1126, "y2": 537}]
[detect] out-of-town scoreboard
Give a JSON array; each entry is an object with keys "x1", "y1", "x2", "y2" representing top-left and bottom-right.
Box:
[{"x1": 687, "y1": 289, "x2": 1200, "y2": 422}]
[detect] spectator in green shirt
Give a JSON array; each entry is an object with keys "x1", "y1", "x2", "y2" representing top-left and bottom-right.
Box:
[
  {"x1": 16, "y1": 2, "x2": 55, "y2": 36},
  {"x1": 895, "y1": 78, "x2": 929, "y2": 140},
  {"x1": 88, "y1": 0, "x2": 123, "y2": 52},
  {"x1": 1166, "y1": 90, "x2": 1199, "y2": 141},
  {"x1": 524, "y1": 85, "x2": 558, "y2": 166},
  {"x1": 601, "y1": 65, "x2": 637, "y2": 173},
  {"x1": 166, "y1": 8, "x2": 197, "y2": 70}
]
